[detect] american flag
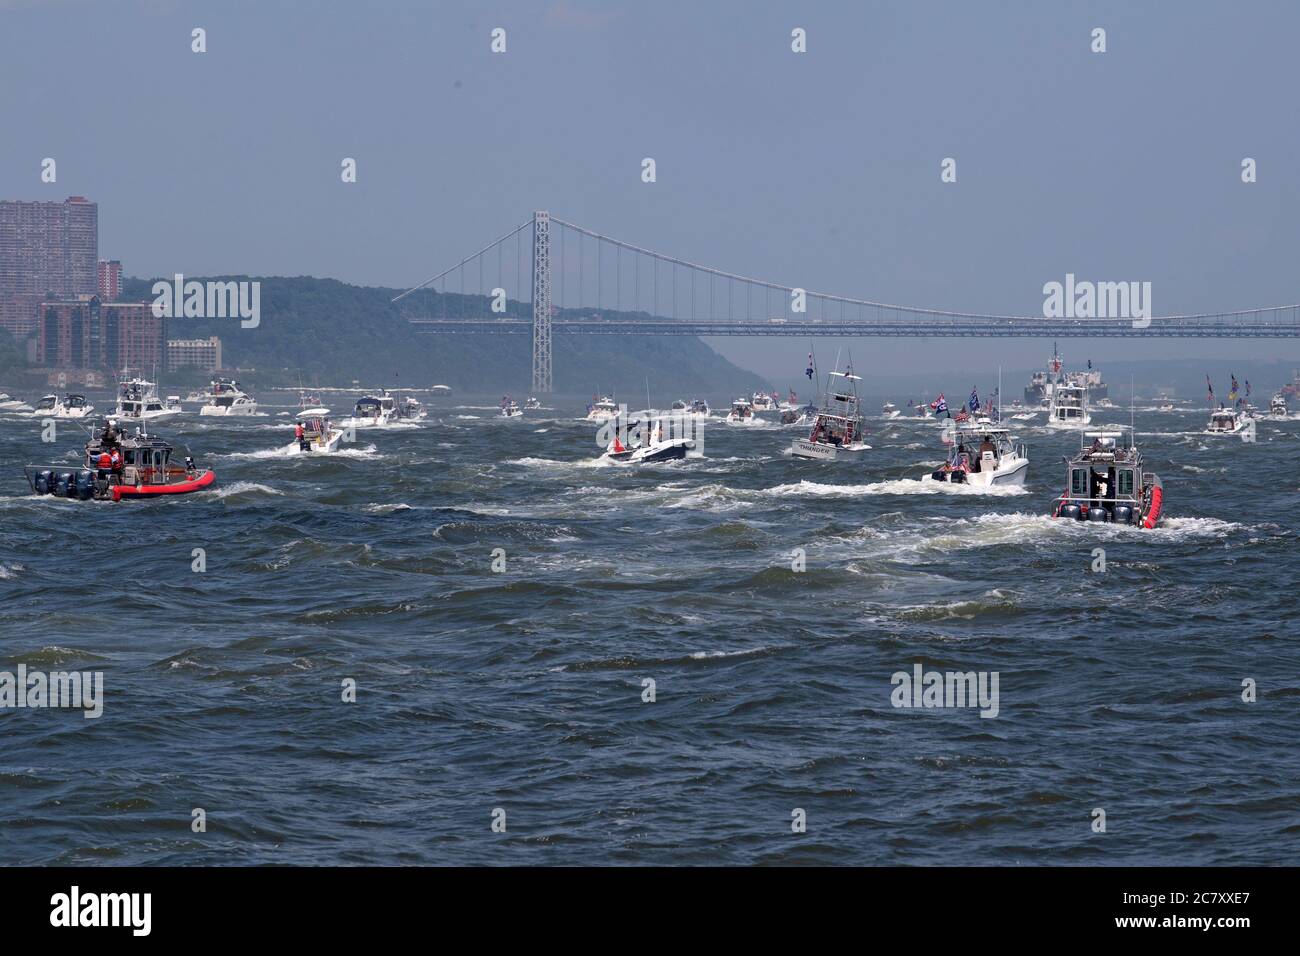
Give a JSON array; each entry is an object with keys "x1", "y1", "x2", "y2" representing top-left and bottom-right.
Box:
[
  {"x1": 805, "y1": 353, "x2": 814, "y2": 379},
  {"x1": 968, "y1": 387, "x2": 980, "y2": 412}
]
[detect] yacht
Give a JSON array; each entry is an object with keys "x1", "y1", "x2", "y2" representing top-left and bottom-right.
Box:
[
  {"x1": 791, "y1": 368, "x2": 871, "y2": 460},
  {"x1": 115, "y1": 378, "x2": 182, "y2": 422},
  {"x1": 751, "y1": 391, "x2": 779, "y2": 412},
  {"x1": 1205, "y1": 406, "x2": 1251, "y2": 435},
  {"x1": 1046, "y1": 382, "x2": 1091, "y2": 429},
  {"x1": 585, "y1": 396, "x2": 619, "y2": 422},
  {"x1": 926, "y1": 418, "x2": 1027, "y2": 487},
  {"x1": 1052, "y1": 427, "x2": 1163, "y2": 527},
  {"x1": 31, "y1": 393, "x2": 94, "y2": 419},
  {"x1": 199, "y1": 378, "x2": 257, "y2": 416},
  {"x1": 395, "y1": 396, "x2": 428, "y2": 421}
]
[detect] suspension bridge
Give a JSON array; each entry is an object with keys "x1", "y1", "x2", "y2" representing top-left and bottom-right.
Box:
[{"x1": 393, "y1": 211, "x2": 1300, "y2": 392}]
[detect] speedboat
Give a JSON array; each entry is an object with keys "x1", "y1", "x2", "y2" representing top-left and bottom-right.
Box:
[
  {"x1": 751, "y1": 391, "x2": 779, "y2": 412},
  {"x1": 287, "y1": 407, "x2": 344, "y2": 454},
  {"x1": 670, "y1": 398, "x2": 710, "y2": 419},
  {"x1": 926, "y1": 418, "x2": 1028, "y2": 487},
  {"x1": 1046, "y1": 382, "x2": 1091, "y2": 429},
  {"x1": 1270, "y1": 393, "x2": 1288, "y2": 418},
  {"x1": 791, "y1": 367, "x2": 871, "y2": 460},
  {"x1": 199, "y1": 378, "x2": 257, "y2": 416},
  {"x1": 395, "y1": 396, "x2": 428, "y2": 421},
  {"x1": 115, "y1": 378, "x2": 182, "y2": 422},
  {"x1": 725, "y1": 398, "x2": 759, "y2": 425},
  {"x1": 881, "y1": 401, "x2": 900, "y2": 419},
  {"x1": 31, "y1": 393, "x2": 94, "y2": 419},
  {"x1": 1157, "y1": 398, "x2": 1175, "y2": 413},
  {"x1": 586, "y1": 396, "x2": 619, "y2": 422},
  {"x1": 499, "y1": 398, "x2": 522, "y2": 418},
  {"x1": 1051, "y1": 427, "x2": 1162, "y2": 527},
  {"x1": 26, "y1": 424, "x2": 215, "y2": 502},
  {"x1": 601, "y1": 416, "x2": 698, "y2": 463},
  {"x1": 344, "y1": 390, "x2": 398, "y2": 427},
  {"x1": 0, "y1": 392, "x2": 32, "y2": 411},
  {"x1": 164, "y1": 395, "x2": 184, "y2": 414},
  {"x1": 1205, "y1": 406, "x2": 1251, "y2": 435},
  {"x1": 524, "y1": 396, "x2": 542, "y2": 410}
]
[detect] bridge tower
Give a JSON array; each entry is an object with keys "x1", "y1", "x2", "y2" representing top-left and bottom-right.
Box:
[{"x1": 531, "y1": 210, "x2": 552, "y2": 393}]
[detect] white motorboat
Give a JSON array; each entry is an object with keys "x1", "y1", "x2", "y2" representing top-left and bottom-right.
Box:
[
  {"x1": 751, "y1": 391, "x2": 779, "y2": 412},
  {"x1": 725, "y1": 397, "x2": 760, "y2": 425},
  {"x1": 524, "y1": 396, "x2": 542, "y2": 410},
  {"x1": 199, "y1": 378, "x2": 257, "y2": 416},
  {"x1": 343, "y1": 390, "x2": 398, "y2": 427},
  {"x1": 1046, "y1": 382, "x2": 1092, "y2": 429},
  {"x1": 499, "y1": 398, "x2": 523, "y2": 418},
  {"x1": 164, "y1": 395, "x2": 184, "y2": 414},
  {"x1": 586, "y1": 396, "x2": 619, "y2": 422},
  {"x1": 1010, "y1": 410, "x2": 1037, "y2": 421},
  {"x1": 1205, "y1": 406, "x2": 1251, "y2": 435},
  {"x1": 31, "y1": 393, "x2": 94, "y2": 419},
  {"x1": 287, "y1": 407, "x2": 344, "y2": 454},
  {"x1": 115, "y1": 378, "x2": 182, "y2": 422},
  {"x1": 1157, "y1": 399, "x2": 1175, "y2": 413},
  {"x1": 791, "y1": 368, "x2": 871, "y2": 460},
  {"x1": 0, "y1": 392, "x2": 32, "y2": 412},
  {"x1": 395, "y1": 396, "x2": 428, "y2": 421},
  {"x1": 671, "y1": 398, "x2": 711, "y2": 419},
  {"x1": 881, "y1": 401, "x2": 901, "y2": 419},
  {"x1": 925, "y1": 417, "x2": 1028, "y2": 487},
  {"x1": 1270, "y1": 393, "x2": 1288, "y2": 418}
]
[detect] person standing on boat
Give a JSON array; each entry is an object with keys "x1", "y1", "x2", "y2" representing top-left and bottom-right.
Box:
[
  {"x1": 109, "y1": 446, "x2": 122, "y2": 475},
  {"x1": 295, "y1": 421, "x2": 307, "y2": 451},
  {"x1": 96, "y1": 449, "x2": 112, "y2": 481}
]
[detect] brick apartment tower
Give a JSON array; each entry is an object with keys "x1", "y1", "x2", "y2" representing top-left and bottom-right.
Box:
[{"x1": 0, "y1": 196, "x2": 99, "y2": 336}]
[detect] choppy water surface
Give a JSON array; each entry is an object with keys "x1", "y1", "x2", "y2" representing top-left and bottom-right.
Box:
[{"x1": 1, "y1": 393, "x2": 1297, "y2": 865}]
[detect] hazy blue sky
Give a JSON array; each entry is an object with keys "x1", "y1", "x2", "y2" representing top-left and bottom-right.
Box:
[{"x1": 3, "y1": 0, "x2": 1299, "y2": 379}]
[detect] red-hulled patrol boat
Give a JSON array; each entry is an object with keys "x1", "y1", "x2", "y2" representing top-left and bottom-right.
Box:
[{"x1": 26, "y1": 421, "x2": 215, "y2": 502}]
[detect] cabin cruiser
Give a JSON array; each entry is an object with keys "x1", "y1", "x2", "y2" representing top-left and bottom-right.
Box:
[
  {"x1": 882, "y1": 401, "x2": 900, "y2": 419},
  {"x1": 725, "y1": 398, "x2": 759, "y2": 425},
  {"x1": 586, "y1": 396, "x2": 619, "y2": 422},
  {"x1": 1046, "y1": 382, "x2": 1091, "y2": 429},
  {"x1": 791, "y1": 368, "x2": 871, "y2": 460},
  {"x1": 344, "y1": 390, "x2": 398, "y2": 427},
  {"x1": 0, "y1": 392, "x2": 32, "y2": 412},
  {"x1": 199, "y1": 378, "x2": 257, "y2": 416},
  {"x1": 26, "y1": 423, "x2": 215, "y2": 502},
  {"x1": 1051, "y1": 427, "x2": 1162, "y2": 527},
  {"x1": 601, "y1": 416, "x2": 699, "y2": 463},
  {"x1": 751, "y1": 391, "x2": 779, "y2": 412},
  {"x1": 287, "y1": 407, "x2": 344, "y2": 454},
  {"x1": 31, "y1": 393, "x2": 94, "y2": 419},
  {"x1": 499, "y1": 397, "x2": 522, "y2": 418},
  {"x1": 164, "y1": 395, "x2": 184, "y2": 414},
  {"x1": 1205, "y1": 406, "x2": 1252, "y2": 435},
  {"x1": 671, "y1": 398, "x2": 711, "y2": 419},
  {"x1": 395, "y1": 396, "x2": 428, "y2": 421},
  {"x1": 926, "y1": 418, "x2": 1027, "y2": 487},
  {"x1": 1270, "y1": 393, "x2": 1288, "y2": 418},
  {"x1": 524, "y1": 396, "x2": 542, "y2": 410},
  {"x1": 115, "y1": 378, "x2": 182, "y2": 422}
]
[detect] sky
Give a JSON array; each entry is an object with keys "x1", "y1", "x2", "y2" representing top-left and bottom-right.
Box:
[{"x1": 3, "y1": 0, "x2": 1299, "y2": 382}]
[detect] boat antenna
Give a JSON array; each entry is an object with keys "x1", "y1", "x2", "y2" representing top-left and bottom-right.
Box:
[{"x1": 1130, "y1": 373, "x2": 1135, "y2": 431}]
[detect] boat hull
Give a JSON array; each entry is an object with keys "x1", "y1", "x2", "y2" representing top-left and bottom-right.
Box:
[
  {"x1": 928, "y1": 458, "x2": 1027, "y2": 487},
  {"x1": 791, "y1": 438, "x2": 869, "y2": 461},
  {"x1": 112, "y1": 469, "x2": 216, "y2": 501}
]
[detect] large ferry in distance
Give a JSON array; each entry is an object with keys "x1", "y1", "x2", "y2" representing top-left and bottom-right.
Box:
[{"x1": 1023, "y1": 346, "x2": 1107, "y2": 404}]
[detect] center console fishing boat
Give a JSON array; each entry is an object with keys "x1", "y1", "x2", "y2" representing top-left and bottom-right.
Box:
[
  {"x1": 926, "y1": 418, "x2": 1028, "y2": 486},
  {"x1": 288, "y1": 407, "x2": 344, "y2": 453},
  {"x1": 1051, "y1": 427, "x2": 1162, "y2": 527},
  {"x1": 199, "y1": 378, "x2": 257, "y2": 416},
  {"x1": 26, "y1": 423, "x2": 215, "y2": 502},
  {"x1": 791, "y1": 368, "x2": 871, "y2": 460}
]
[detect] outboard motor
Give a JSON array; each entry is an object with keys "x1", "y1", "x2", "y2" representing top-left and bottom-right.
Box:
[
  {"x1": 75, "y1": 470, "x2": 95, "y2": 500},
  {"x1": 55, "y1": 471, "x2": 75, "y2": 497},
  {"x1": 1087, "y1": 506, "x2": 1109, "y2": 522},
  {"x1": 1112, "y1": 504, "x2": 1134, "y2": 525},
  {"x1": 34, "y1": 469, "x2": 54, "y2": 494},
  {"x1": 1059, "y1": 503, "x2": 1082, "y2": 520}
]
